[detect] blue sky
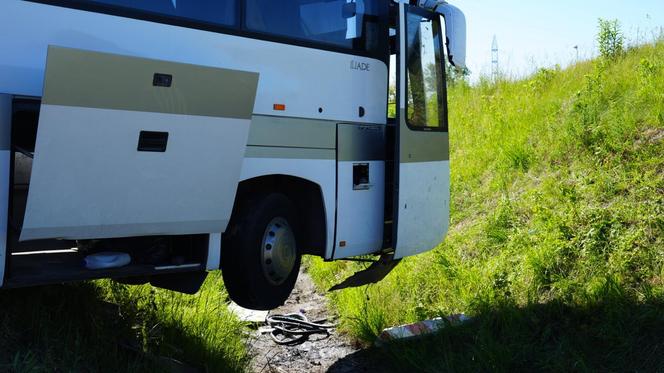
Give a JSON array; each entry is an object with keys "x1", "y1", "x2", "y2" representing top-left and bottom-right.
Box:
[{"x1": 455, "y1": 0, "x2": 664, "y2": 80}]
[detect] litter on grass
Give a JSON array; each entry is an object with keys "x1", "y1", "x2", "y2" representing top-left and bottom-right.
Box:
[{"x1": 375, "y1": 314, "x2": 471, "y2": 345}]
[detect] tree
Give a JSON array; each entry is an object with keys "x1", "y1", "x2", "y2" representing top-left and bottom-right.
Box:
[{"x1": 446, "y1": 65, "x2": 470, "y2": 87}]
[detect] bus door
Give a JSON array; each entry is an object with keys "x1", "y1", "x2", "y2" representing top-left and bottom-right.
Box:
[
  {"x1": 20, "y1": 47, "x2": 259, "y2": 241},
  {"x1": 392, "y1": 5, "x2": 450, "y2": 259}
]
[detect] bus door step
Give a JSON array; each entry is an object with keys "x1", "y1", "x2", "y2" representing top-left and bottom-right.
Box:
[{"x1": 329, "y1": 253, "x2": 400, "y2": 291}]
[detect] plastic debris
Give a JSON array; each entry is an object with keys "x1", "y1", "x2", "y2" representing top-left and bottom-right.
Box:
[
  {"x1": 375, "y1": 314, "x2": 471, "y2": 345},
  {"x1": 84, "y1": 252, "x2": 131, "y2": 270}
]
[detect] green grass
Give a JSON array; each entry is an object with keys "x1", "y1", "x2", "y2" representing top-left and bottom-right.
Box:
[
  {"x1": 0, "y1": 272, "x2": 249, "y2": 372},
  {"x1": 309, "y1": 40, "x2": 664, "y2": 371},
  {"x1": 1, "y1": 34, "x2": 661, "y2": 373}
]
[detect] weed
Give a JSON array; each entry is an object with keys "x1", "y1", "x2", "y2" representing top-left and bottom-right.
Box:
[
  {"x1": 598, "y1": 18, "x2": 624, "y2": 60},
  {"x1": 528, "y1": 67, "x2": 557, "y2": 92},
  {"x1": 501, "y1": 142, "x2": 532, "y2": 172},
  {"x1": 310, "y1": 39, "x2": 664, "y2": 371}
]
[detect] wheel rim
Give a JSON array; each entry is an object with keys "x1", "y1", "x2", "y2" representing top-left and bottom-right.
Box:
[{"x1": 261, "y1": 217, "x2": 297, "y2": 285}]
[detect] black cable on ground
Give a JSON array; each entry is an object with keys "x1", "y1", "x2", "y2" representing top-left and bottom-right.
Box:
[{"x1": 265, "y1": 313, "x2": 336, "y2": 345}]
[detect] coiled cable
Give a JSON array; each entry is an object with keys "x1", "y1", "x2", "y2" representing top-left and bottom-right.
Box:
[{"x1": 265, "y1": 313, "x2": 336, "y2": 345}]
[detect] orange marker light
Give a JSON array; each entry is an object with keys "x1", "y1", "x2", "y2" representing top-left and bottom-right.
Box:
[
  {"x1": 339, "y1": 241, "x2": 347, "y2": 247},
  {"x1": 273, "y1": 103, "x2": 286, "y2": 111}
]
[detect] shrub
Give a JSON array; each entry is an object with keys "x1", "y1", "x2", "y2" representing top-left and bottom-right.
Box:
[{"x1": 598, "y1": 18, "x2": 624, "y2": 60}]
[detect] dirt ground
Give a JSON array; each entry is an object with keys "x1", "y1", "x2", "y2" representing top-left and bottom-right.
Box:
[{"x1": 245, "y1": 270, "x2": 392, "y2": 373}]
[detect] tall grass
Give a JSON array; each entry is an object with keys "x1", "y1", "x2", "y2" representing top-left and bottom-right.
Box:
[
  {"x1": 309, "y1": 39, "x2": 664, "y2": 370},
  {"x1": 0, "y1": 272, "x2": 249, "y2": 372}
]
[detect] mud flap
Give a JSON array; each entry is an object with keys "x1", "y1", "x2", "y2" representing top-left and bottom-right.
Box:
[
  {"x1": 328, "y1": 253, "x2": 400, "y2": 291},
  {"x1": 21, "y1": 46, "x2": 259, "y2": 241}
]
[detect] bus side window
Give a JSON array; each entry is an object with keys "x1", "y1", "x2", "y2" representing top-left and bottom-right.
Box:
[
  {"x1": 245, "y1": 0, "x2": 387, "y2": 54},
  {"x1": 86, "y1": 0, "x2": 238, "y2": 26},
  {"x1": 246, "y1": 0, "x2": 305, "y2": 40}
]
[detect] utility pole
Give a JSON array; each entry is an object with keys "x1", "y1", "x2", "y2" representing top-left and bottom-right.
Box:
[
  {"x1": 491, "y1": 35, "x2": 499, "y2": 81},
  {"x1": 573, "y1": 45, "x2": 579, "y2": 61}
]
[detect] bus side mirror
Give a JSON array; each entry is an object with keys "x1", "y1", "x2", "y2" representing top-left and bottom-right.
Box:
[{"x1": 436, "y1": 3, "x2": 467, "y2": 70}]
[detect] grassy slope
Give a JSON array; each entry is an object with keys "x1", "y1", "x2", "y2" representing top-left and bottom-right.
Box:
[
  {"x1": 0, "y1": 273, "x2": 249, "y2": 372},
  {"x1": 0, "y1": 40, "x2": 660, "y2": 373},
  {"x1": 309, "y1": 41, "x2": 664, "y2": 371}
]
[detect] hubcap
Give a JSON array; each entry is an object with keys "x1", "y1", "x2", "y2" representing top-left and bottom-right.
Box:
[{"x1": 261, "y1": 217, "x2": 297, "y2": 285}]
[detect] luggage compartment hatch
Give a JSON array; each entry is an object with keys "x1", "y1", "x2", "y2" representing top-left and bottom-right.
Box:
[{"x1": 20, "y1": 46, "x2": 259, "y2": 241}]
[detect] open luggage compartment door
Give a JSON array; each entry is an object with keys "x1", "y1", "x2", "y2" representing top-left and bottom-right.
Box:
[{"x1": 20, "y1": 46, "x2": 259, "y2": 241}]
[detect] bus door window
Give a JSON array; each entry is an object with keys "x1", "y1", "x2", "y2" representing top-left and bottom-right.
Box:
[{"x1": 405, "y1": 12, "x2": 446, "y2": 130}]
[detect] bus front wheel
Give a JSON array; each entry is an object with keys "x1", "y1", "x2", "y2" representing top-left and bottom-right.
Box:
[{"x1": 221, "y1": 193, "x2": 301, "y2": 310}]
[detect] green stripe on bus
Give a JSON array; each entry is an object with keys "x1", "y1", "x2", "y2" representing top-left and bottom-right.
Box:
[{"x1": 42, "y1": 46, "x2": 258, "y2": 119}]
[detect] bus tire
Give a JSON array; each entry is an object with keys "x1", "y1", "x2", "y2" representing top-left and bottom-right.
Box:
[{"x1": 221, "y1": 193, "x2": 301, "y2": 310}]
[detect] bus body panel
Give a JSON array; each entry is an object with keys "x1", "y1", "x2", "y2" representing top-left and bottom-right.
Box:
[
  {"x1": 334, "y1": 159, "x2": 385, "y2": 258},
  {"x1": 0, "y1": 0, "x2": 388, "y2": 125},
  {"x1": 0, "y1": 0, "x2": 388, "y2": 261},
  {"x1": 0, "y1": 0, "x2": 457, "y2": 289},
  {"x1": 334, "y1": 123, "x2": 385, "y2": 259},
  {"x1": 394, "y1": 161, "x2": 450, "y2": 259}
]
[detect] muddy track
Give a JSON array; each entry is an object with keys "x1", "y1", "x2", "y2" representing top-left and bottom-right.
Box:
[{"x1": 245, "y1": 269, "x2": 391, "y2": 373}]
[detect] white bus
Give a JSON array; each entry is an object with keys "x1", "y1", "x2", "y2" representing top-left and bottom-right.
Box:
[{"x1": 0, "y1": 0, "x2": 466, "y2": 309}]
